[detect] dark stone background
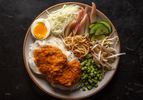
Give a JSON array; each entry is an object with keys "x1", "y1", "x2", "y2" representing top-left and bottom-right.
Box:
[{"x1": 0, "y1": 0, "x2": 143, "y2": 100}]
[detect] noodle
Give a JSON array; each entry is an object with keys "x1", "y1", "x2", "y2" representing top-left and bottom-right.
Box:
[{"x1": 63, "y1": 35, "x2": 90, "y2": 58}]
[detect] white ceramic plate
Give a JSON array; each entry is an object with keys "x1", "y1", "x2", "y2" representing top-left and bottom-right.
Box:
[{"x1": 23, "y1": 2, "x2": 120, "y2": 100}]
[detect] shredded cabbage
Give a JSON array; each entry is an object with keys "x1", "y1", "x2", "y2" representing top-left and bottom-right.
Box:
[{"x1": 46, "y1": 5, "x2": 80, "y2": 35}]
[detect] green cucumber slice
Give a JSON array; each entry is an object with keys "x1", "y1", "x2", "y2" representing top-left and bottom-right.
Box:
[
  {"x1": 89, "y1": 24, "x2": 99, "y2": 34},
  {"x1": 97, "y1": 21, "x2": 112, "y2": 33},
  {"x1": 91, "y1": 35, "x2": 106, "y2": 40},
  {"x1": 94, "y1": 35, "x2": 106, "y2": 40},
  {"x1": 90, "y1": 23, "x2": 107, "y2": 34},
  {"x1": 89, "y1": 24, "x2": 95, "y2": 29},
  {"x1": 94, "y1": 25, "x2": 109, "y2": 36}
]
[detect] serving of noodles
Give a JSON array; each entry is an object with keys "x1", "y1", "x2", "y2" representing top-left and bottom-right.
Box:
[{"x1": 63, "y1": 35, "x2": 90, "y2": 58}]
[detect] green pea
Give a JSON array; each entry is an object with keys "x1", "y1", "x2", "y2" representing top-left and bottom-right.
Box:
[
  {"x1": 80, "y1": 54, "x2": 104, "y2": 91},
  {"x1": 94, "y1": 71, "x2": 97, "y2": 75},
  {"x1": 87, "y1": 85, "x2": 92, "y2": 90},
  {"x1": 84, "y1": 66, "x2": 88, "y2": 70},
  {"x1": 90, "y1": 72, "x2": 94, "y2": 77},
  {"x1": 81, "y1": 67, "x2": 85, "y2": 71},
  {"x1": 81, "y1": 62, "x2": 85, "y2": 66},
  {"x1": 89, "y1": 80, "x2": 93, "y2": 84},
  {"x1": 97, "y1": 74, "x2": 100, "y2": 78},
  {"x1": 95, "y1": 77, "x2": 98, "y2": 80},
  {"x1": 86, "y1": 62, "x2": 90, "y2": 66},
  {"x1": 85, "y1": 82, "x2": 88, "y2": 86},
  {"x1": 98, "y1": 76, "x2": 102, "y2": 81},
  {"x1": 91, "y1": 59, "x2": 95, "y2": 64},
  {"x1": 93, "y1": 80, "x2": 97, "y2": 84}
]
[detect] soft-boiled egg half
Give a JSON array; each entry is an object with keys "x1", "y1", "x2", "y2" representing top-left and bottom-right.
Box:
[{"x1": 31, "y1": 18, "x2": 50, "y2": 39}]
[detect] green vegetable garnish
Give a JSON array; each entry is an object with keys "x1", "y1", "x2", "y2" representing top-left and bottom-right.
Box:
[
  {"x1": 98, "y1": 20, "x2": 112, "y2": 33},
  {"x1": 91, "y1": 35, "x2": 106, "y2": 40},
  {"x1": 81, "y1": 54, "x2": 103, "y2": 91},
  {"x1": 89, "y1": 20, "x2": 112, "y2": 40}
]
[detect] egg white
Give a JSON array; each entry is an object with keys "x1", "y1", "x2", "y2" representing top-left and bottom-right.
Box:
[
  {"x1": 29, "y1": 37, "x2": 77, "y2": 67},
  {"x1": 28, "y1": 36, "x2": 79, "y2": 90},
  {"x1": 31, "y1": 18, "x2": 51, "y2": 39}
]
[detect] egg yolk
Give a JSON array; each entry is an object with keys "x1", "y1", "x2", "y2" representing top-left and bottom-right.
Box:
[{"x1": 34, "y1": 22, "x2": 47, "y2": 39}]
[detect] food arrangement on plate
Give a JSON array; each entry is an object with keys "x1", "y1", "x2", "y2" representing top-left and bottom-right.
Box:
[
  {"x1": 28, "y1": 2, "x2": 125, "y2": 91},
  {"x1": 23, "y1": 2, "x2": 125, "y2": 99}
]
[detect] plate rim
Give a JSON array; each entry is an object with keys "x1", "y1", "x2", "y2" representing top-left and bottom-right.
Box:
[{"x1": 23, "y1": 2, "x2": 121, "y2": 100}]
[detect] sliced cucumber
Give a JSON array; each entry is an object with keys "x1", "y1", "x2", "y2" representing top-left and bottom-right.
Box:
[
  {"x1": 94, "y1": 24, "x2": 109, "y2": 36},
  {"x1": 89, "y1": 24, "x2": 98, "y2": 34},
  {"x1": 91, "y1": 35, "x2": 106, "y2": 40},
  {"x1": 89, "y1": 20, "x2": 112, "y2": 40},
  {"x1": 97, "y1": 21, "x2": 112, "y2": 33},
  {"x1": 90, "y1": 23, "x2": 107, "y2": 34}
]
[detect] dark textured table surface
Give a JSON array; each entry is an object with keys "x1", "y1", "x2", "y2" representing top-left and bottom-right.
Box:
[{"x1": 0, "y1": 0, "x2": 143, "y2": 100}]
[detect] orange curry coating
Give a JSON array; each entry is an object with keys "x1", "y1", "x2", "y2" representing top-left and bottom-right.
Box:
[
  {"x1": 34, "y1": 45, "x2": 81, "y2": 87},
  {"x1": 55, "y1": 59, "x2": 81, "y2": 86}
]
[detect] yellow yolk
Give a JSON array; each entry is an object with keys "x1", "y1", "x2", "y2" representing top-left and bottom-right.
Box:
[{"x1": 34, "y1": 22, "x2": 47, "y2": 39}]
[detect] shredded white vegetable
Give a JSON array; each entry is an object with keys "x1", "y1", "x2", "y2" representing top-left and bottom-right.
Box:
[
  {"x1": 107, "y1": 53, "x2": 126, "y2": 59},
  {"x1": 91, "y1": 36, "x2": 125, "y2": 70},
  {"x1": 46, "y1": 5, "x2": 80, "y2": 35}
]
